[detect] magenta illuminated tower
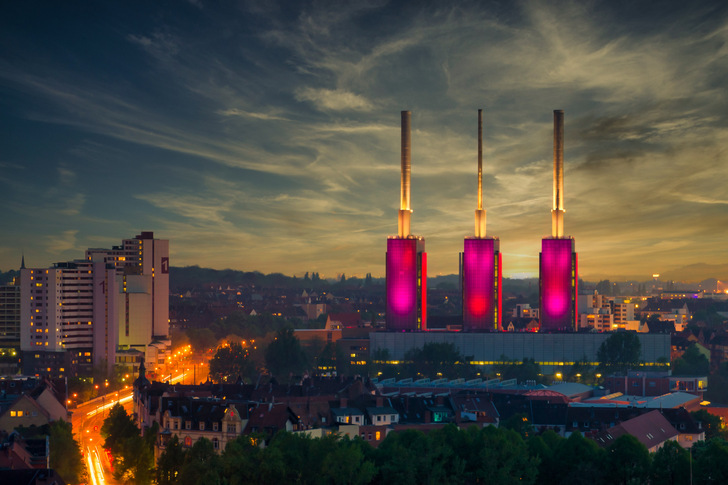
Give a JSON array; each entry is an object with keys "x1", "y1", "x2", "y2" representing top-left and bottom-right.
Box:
[
  {"x1": 461, "y1": 109, "x2": 501, "y2": 331},
  {"x1": 386, "y1": 111, "x2": 427, "y2": 331},
  {"x1": 539, "y1": 110, "x2": 578, "y2": 332}
]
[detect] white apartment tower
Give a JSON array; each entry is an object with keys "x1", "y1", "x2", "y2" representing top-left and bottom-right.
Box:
[{"x1": 20, "y1": 232, "x2": 168, "y2": 377}]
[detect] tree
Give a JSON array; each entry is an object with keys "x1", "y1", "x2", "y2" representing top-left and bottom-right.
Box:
[
  {"x1": 101, "y1": 404, "x2": 156, "y2": 484},
  {"x1": 178, "y1": 438, "x2": 224, "y2": 485},
  {"x1": 500, "y1": 413, "x2": 533, "y2": 439},
  {"x1": 320, "y1": 436, "x2": 376, "y2": 485},
  {"x1": 186, "y1": 327, "x2": 217, "y2": 354},
  {"x1": 596, "y1": 280, "x2": 612, "y2": 296},
  {"x1": 403, "y1": 342, "x2": 472, "y2": 379},
  {"x1": 494, "y1": 357, "x2": 544, "y2": 384},
  {"x1": 100, "y1": 403, "x2": 138, "y2": 457},
  {"x1": 650, "y1": 440, "x2": 690, "y2": 485},
  {"x1": 692, "y1": 409, "x2": 724, "y2": 440},
  {"x1": 672, "y1": 343, "x2": 709, "y2": 376},
  {"x1": 597, "y1": 332, "x2": 641, "y2": 375},
  {"x1": 604, "y1": 434, "x2": 651, "y2": 485},
  {"x1": 552, "y1": 432, "x2": 606, "y2": 485},
  {"x1": 157, "y1": 435, "x2": 186, "y2": 485},
  {"x1": 693, "y1": 437, "x2": 728, "y2": 484},
  {"x1": 49, "y1": 420, "x2": 85, "y2": 484},
  {"x1": 264, "y1": 328, "x2": 307, "y2": 380},
  {"x1": 208, "y1": 341, "x2": 255, "y2": 383},
  {"x1": 222, "y1": 434, "x2": 268, "y2": 483}
]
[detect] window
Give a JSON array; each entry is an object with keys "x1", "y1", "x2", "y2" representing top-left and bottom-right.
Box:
[
  {"x1": 213, "y1": 422, "x2": 218, "y2": 431},
  {"x1": 185, "y1": 421, "x2": 191, "y2": 430},
  {"x1": 377, "y1": 415, "x2": 381, "y2": 422},
  {"x1": 227, "y1": 423, "x2": 236, "y2": 433},
  {"x1": 10, "y1": 411, "x2": 16, "y2": 417},
  {"x1": 199, "y1": 422, "x2": 205, "y2": 431},
  {"x1": 375, "y1": 431, "x2": 381, "y2": 440},
  {"x1": 184, "y1": 436, "x2": 192, "y2": 447},
  {"x1": 213, "y1": 438, "x2": 219, "y2": 450},
  {"x1": 17, "y1": 411, "x2": 23, "y2": 417}
]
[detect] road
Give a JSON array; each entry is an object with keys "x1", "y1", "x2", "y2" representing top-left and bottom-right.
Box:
[{"x1": 71, "y1": 363, "x2": 207, "y2": 485}]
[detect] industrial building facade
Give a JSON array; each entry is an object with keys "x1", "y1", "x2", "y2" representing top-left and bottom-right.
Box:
[{"x1": 370, "y1": 332, "x2": 671, "y2": 373}]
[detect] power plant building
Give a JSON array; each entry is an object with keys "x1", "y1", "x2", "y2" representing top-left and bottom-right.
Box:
[
  {"x1": 386, "y1": 111, "x2": 427, "y2": 331},
  {"x1": 540, "y1": 110, "x2": 578, "y2": 331},
  {"x1": 461, "y1": 109, "x2": 502, "y2": 331}
]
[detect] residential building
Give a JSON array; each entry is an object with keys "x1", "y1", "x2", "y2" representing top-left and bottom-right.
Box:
[
  {"x1": 158, "y1": 398, "x2": 245, "y2": 455},
  {"x1": 0, "y1": 279, "x2": 21, "y2": 374},
  {"x1": 594, "y1": 410, "x2": 679, "y2": 452},
  {"x1": 19, "y1": 232, "x2": 169, "y2": 377}
]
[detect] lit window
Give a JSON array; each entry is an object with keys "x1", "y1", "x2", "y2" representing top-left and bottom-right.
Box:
[{"x1": 17, "y1": 411, "x2": 23, "y2": 417}]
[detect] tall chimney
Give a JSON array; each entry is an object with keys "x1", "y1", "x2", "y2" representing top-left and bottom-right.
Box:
[
  {"x1": 474, "y1": 109, "x2": 487, "y2": 238},
  {"x1": 398, "y1": 111, "x2": 412, "y2": 237},
  {"x1": 551, "y1": 110, "x2": 565, "y2": 238}
]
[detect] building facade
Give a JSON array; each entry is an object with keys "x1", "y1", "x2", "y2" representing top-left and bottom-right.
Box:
[{"x1": 19, "y1": 232, "x2": 169, "y2": 377}]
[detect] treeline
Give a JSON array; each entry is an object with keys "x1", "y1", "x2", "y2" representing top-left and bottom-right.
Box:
[
  {"x1": 0, "y1": 269, "x2": 18, "y2": 285},
  {"x1": 170, "y1": 266, "x2": 380, "y2": 291},
  {"x1": 150, "y1": 421, "x2": 728, "y2": 485}
]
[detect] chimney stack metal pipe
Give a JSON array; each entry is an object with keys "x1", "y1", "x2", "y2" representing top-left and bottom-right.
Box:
[
  {"x1": 478, "y1": 109, "x2": 483, "y2": 211},
  {"x1": 551, "y1": 109, "x2": 565, "y2": 238},
  {"x1": 474, "y1": 109, "x2": 487, "y2": 238},
  {"x1": 398, "y1": 110, "x2": 412, "y2": 237}
]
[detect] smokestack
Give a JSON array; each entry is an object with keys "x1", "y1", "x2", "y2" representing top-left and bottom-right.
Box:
[
  {"x1": 398, "y1": 110, "x2": 412, "y2": 237},
  {"x1": 474, "y1": 109, "x2": 487, "y2": 238},
  {"x1": 551, "y1": 110, "x2": 565, "y2": 238}
]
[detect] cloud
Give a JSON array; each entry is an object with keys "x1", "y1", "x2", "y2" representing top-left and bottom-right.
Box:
[
  {"x1": 1, "y1": 1, "x2": 727, "y2": 280},
  {"x1": 216, "y1": 108, "x2": 289, "y2": 121},
  {"x1": 294, "y1": 87, "x2": 373, "y2": 111}
]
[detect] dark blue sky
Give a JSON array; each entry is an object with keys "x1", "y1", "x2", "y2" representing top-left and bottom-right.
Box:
[{"x1": 1, "y1": 0, "x2": 727, "y2": 281}]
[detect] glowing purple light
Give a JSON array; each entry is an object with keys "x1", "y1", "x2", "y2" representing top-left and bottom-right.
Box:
[
  {"x1": 540, "y1": 238, "x2": 576, "y2": 331},
  {"x1": 386, "y1": 238, "x2": 418, "y2": 330},
  {"x1": 463, "y1": 238, "x2": 499, "y2": 330}
]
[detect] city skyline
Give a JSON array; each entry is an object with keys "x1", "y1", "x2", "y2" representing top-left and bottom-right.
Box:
[{"x1": 1, "y1": 1, "x2": 727, "y2": 282}]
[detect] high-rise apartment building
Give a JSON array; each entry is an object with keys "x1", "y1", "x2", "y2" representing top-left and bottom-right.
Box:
[
  {"x1": 0, "y1": 279, "x2": 20, "y2": 349},
  {"x1": 20, "y1": 232, "x2": 169, "y2": 377}
]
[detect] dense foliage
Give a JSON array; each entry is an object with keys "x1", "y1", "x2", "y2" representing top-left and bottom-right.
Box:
[
  {"x1": 150, "y1": 424, "x2": 728, "y2": 485},
  {"x1": 47, "y1": 420, "x2": 85, "y2": 484},
  {"x1": 209, "y1": 341, "x2": 256, "y2": 383},
  {"x1": 264, "y1": 328, "x2": 309, "y2": 381},
  {"x1": 673, "y1": 343, "x2": 710, "y2": 376},
  {"x1": 101, "y1": 403, "x2": 157, "y2": 484},
  {"x1": 597, "y1": 332, "x2": 642, "y2": 375}
]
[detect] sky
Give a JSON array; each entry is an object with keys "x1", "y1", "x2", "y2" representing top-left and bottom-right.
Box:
[{"x1": 1, "y1": 0, "x2": 727, "y2": 282}]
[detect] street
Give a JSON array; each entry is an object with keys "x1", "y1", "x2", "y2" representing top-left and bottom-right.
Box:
[{"x1": 71, "y1": 362, "x2": 206, "y2": 484}]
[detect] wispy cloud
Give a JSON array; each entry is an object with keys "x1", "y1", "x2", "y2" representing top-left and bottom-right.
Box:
[
  {"x1": 295, "y1": 87, "x2": 373, "y2": 111},
  {"x1": 0, "y1": 1, "x2": 726, "y2": 280}
]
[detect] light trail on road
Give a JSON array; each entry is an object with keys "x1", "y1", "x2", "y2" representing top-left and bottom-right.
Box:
[
  {"x1": 87, "y1": 447, "x2": 99, "y2": 485},
  {"x1": 93, "y1": 447, "x2": 107, "y2": 485},
  {"x1": 86, "y1": 393, "x2": 134, "y2": 417}
]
